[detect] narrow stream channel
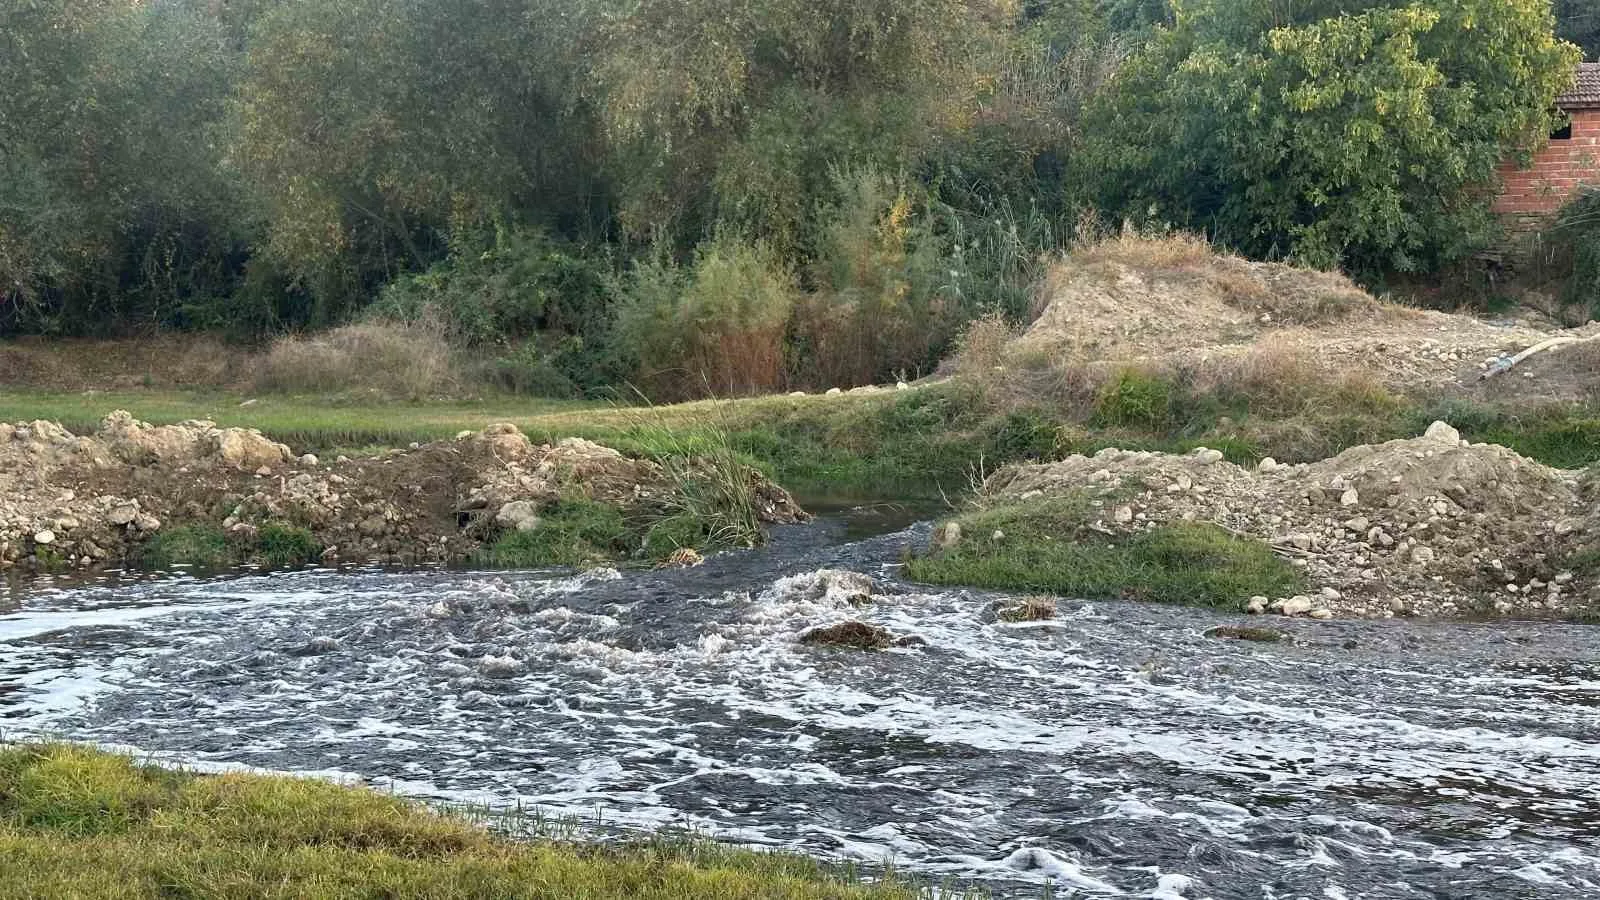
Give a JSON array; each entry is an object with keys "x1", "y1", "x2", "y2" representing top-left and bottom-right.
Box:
[{"x1": 3, "y1": 509, "x2": 1598, "y2": 897}]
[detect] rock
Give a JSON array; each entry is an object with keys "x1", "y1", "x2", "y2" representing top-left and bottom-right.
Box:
[
  {"x1": 1193, "y1": 448, "x2": 1224, "y2": 466},
  {"x1": 1114, "y1": 505, "x2": 1134, "y2": 524},
  {"x1": 1205, "y1": 625, "x2": 1283, "y2": 642},
  {"x1": 1411, "y1": 546, "x2": 1436, "y2": 565},
  {"x1": 1320, "y1": 587, "x2": 1342, "y2": 601},
  {"x1": 896, "y1": 381, "x2": 910, "y2": 391},
  {"x1": 658, "y1": 547, "x2": 704, "y2": 568},
  {"x1": 1308, "y1": 609, "x2": 1335, "y2": 620},
  {"x1": 1423, "y1": 421, "x2": 1461, "y2": 444},
  {"x1": 358, "y1": 515, "x2": 388, "y2": 537},
  {"x1": 1279, "y1": 595, "x2": 1314, "y2": 617},
  {"x1": 997, "y1": 596, "x2": 1057, "y2": 622},
  {"x1": 1343, "y1": 516, "x2": 1370, "y2": 533},
  {"x1": 1246, "y1": 595, "x2": 1268, "y2": 614},
  {"x1": 133, "y1": 513, "x2": 161, "y2": 532},
  {"x1": 1257, "y1": 457, "x2": 1279, "y2": 473},
  {"x1": 476, "y1": 424, "x2": 533, "y2": 460},
  {"x1": 798, "y1": 620, "x2": 893, "y2": 650},
  {"x1": 300, "y1": 636, "x2": 341, "y2": 655},
  {"x1": 495, "y1": 500, "x2": 544, "y2": 532},
  {"x1": 1339, "y1": 488, "x2": 1359, "y2": 507},
  {"x1": 33, "y1": 530, "x2": 56, "y2": 546},
  {"x1": 106, "y1": 503, "x2": 141, "y2": 527},
  {"x1": 299, "y1": 453, "x2": 319, "y2": 466},
  {"x1": 991, "y1": 529, "x2": 1005, "y2": 541},
  {"x1": 215, "y1": 429, "x2": 291, "y2": 471},
  {"x1": 931, "y1": 521, "x2": 963, "y2": 552},
  {"x1": 814, "y1": 570, "x2": 876, "y2": 606},
  {"x1": 825, "y1": 387, "x2": 843, "y2": 396}
]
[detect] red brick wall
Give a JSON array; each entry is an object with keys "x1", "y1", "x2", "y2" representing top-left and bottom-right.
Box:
[{"x1": 1493, "y1": 109, "x2": 1600, "y2": 228}]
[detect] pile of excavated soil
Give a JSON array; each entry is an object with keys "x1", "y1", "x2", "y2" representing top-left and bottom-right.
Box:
[
  {"x1": 1015, "y1": 251, "x2": 1600, "y2": 402},
  {"x1": 0, "y1": 412, "x2": 803, "y2": 571},
  {"x1": 979, "y1": 422, "x2": 1595, "y2": 620}
]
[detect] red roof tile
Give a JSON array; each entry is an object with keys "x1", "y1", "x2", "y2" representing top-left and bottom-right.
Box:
[{"x1": 1558, "y1": 63, "x2": 1600, "y2": 110}]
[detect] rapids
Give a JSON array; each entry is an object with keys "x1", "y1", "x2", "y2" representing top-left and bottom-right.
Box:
[{"x1": 3, "y1": 509, "x2": 1599, "y2": 898}]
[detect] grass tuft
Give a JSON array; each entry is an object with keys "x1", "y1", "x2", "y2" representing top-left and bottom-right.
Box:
[
  {"x1": 140, "y1": 524, "x2": 231, "y2": 570},
  {"x1": 256, "y1": 523, "x2": 322, "y2": 567}
]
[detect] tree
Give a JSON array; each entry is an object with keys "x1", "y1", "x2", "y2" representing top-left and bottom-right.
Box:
[
  {"x1": 1085, "y1": 0, "x2": 1581, "y2": 275},
  {"x1": 1556, "y1": 0, "x2": 1599, "y2": 60},
  {"x1": 233, "y1": 0, "x2": 598, "y2": 323},
  {"x1": 586, "y1": 0, "x2": 1017, "y2": 252},
  {"x1": 0, "y1": 0, "x2": 242, "y2": 330}
]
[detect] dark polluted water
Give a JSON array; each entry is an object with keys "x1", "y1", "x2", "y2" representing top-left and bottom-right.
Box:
[{"x1": 3, "y1": 511, "x2": 1599, "y2": 898}]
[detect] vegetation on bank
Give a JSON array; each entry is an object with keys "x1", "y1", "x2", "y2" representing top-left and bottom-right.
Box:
[
  {"x1": 3, "y1": 0, "x2": 1591, "y2": 401},
  {"x1": 139, "y1": 523, "x2": 322, "y2": 571},
  {"x1": 904, "y1": 498, "x2": 1303, "y2": 608},
  {"x1": 0, "y1": 743, "x2": 927, "y2": 899}
]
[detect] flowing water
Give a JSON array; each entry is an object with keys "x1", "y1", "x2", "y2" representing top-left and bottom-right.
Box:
[{"x1": 3, "y1": 509, "x2": 1600, "y2": 898}]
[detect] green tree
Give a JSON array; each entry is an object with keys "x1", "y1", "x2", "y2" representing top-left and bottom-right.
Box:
[
  {"x1": 0, "y1": 0, "x2": 243, "y2": 331},
  {"x1": 234, "y1": 0, "x2": 599, "y2": 324},
  {"x1": 1556, "y1": 0, "x2": 1599, "y2": 59},
  {"x1": 588, "y1": 0, "x2": 1017, "y2": 251},
  {"x1": 1086, "y1": 0, "x2": 1580, "y2": 275}
]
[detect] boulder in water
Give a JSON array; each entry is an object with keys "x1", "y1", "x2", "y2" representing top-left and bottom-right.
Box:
[{"x1": 798, "y1": 620, "x2": 893, "y2": 650}]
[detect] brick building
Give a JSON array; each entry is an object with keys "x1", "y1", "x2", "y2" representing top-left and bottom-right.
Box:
[{"x1": 1493, "y1": 63, "x2": 1600, "y2": 228}]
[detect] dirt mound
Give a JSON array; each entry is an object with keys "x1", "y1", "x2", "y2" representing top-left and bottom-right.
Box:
[
  {"x1": 1014, "y1": 238, "x2": 1600, "y2": 400},
  {"x1": 982, "y1": 423, "x2": 1593, "y2": 619},
  {"x1": 0, "y1": 413, "x2": 803, "y2": 572}
]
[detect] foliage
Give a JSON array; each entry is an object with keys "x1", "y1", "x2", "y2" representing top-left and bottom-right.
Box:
[
  {"x1": 0, "y1": 743, "x2": 925, "y2": 899},
  {"x1": 1547, "y1": 188, "x2": 1600, "y2": 319},
  {"x1": 1556, "y1": 0, "x2": 1600, "y2": 59},
  {"x1": 905, "y1": 498, "x2": 1304, "y2": 608},
  {"x1": 1086, "y1": 0, "x2": 1581, "y2": 276},
  {"x1": 613, "y1": 236, "x2": 797, "y2": 399}
]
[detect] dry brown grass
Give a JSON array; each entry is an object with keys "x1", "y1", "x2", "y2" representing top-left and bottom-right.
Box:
[
  {"x1": 950, "y1": 311, "x2": 1018, "y2": 377},
  {"x1": 1062, "y1": 228, "x2": 1371, "y2": 327},
  {"x1": 1071, "y1": 228, "x2": 1218, "y2": 272},
  {"x1": 1187, "y1": 339, "x2": 1395, "y2": 419},
  {"x1": 252, "y1": 322, "x2": 460, "y2": 399}
]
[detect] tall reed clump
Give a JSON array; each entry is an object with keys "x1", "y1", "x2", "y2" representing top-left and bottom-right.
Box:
[{"x1": 618, "y1": 397, "x2": 767, "y2": 558}]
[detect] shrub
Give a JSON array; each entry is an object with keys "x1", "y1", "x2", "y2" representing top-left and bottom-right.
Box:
[
  {"x1": 1547, "y1": 188, "x2": 1600, "y2": 321},
  {"x1": 252, "y1": 322, "x2": 458, "y2": 399},
  {"x1": 613, "y1": 235, "x2": 795, "y2": 400},
  {"x1": 791, "y1": 166, "x2": 959, "y2": 388},
  {"x1": 1093, "y1": 369, "x2": 1173, "y2": 428}
]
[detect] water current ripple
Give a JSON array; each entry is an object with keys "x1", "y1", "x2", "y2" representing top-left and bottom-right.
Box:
[{"x1": 3, "y1": 514, "x2": 1599, "y2": 897}]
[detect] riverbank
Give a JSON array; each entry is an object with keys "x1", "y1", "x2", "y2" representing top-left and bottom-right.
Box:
[{"x1": 0, "y1": 743, "x2": 922, "y2": 899}]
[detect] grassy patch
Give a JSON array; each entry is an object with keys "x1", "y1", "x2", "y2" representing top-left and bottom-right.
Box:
[
  {"x1": 256, "y1": 524, "x2": 322, "y2": 567},
  {"x1": 905, "y1": 498, "x2": 1302, "y2": 610},
  {"x1": 0, "y1": 743, "x2": 922, "y2": 899},
  {"x1": 486, "y1": 500, "x2": 637, "y2": 567},
  {"x1": 138, "y1": 522, "x2": 323, "y2": 571},
  {"x1": 139, "y1": 524, "x2": 232, "y2": 569}
]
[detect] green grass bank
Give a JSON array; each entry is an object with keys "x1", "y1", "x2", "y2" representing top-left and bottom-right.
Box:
[{"x1": 0, "y1": 743, "x2": 933, "y2": 899}]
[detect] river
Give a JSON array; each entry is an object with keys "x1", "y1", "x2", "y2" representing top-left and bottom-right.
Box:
[{"x1": 3, "y1": 508, "x2": 1599, "y2": 898}]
